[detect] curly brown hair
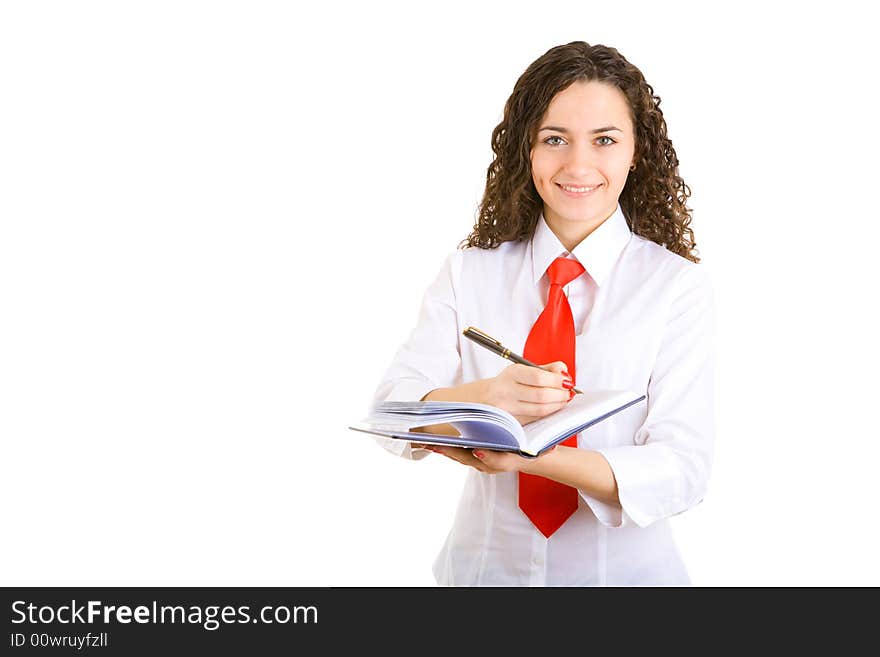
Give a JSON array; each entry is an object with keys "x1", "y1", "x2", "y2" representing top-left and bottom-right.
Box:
[{"x1": 463, "y1": 41, "x2": 699, "y2": 263}]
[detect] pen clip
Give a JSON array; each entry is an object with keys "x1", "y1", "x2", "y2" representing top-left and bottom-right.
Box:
[{"x1": 464, "y1": 326, "x2": 502, "y2": 346}]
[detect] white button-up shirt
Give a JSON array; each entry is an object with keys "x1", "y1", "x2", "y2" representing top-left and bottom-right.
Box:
[{"x1": 372, "y1": 203, "x2": 715, "y2": 586}]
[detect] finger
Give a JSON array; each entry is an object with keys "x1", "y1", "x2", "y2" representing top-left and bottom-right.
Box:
[
  {"x1": 430, "y1": 445, "x2": 473, "y2": 464},
  {"x1": 469, "y1": 450, "x2": 504, "y2": 474},
  {"x1": 541, "y1": 360, "x2": 569, "y2": 374},
  {"x1": 514, "y1": 363, "x2": 572, "y2": 389},
  {"x1": 511, "y1": 398, "x2": 572, "y2": 418},
  {"x1": 540, "y1": 361, "x2": 575, "y2": 388},
  {"x1": 434, "y1": 446, "x2": 500, "y2": 473},
  {"x1": 472, "y1": 449, "x2": 517, "y2": 474},
  {"x1": 516, "y1": 383, "x2": 571, "y2": 405}
]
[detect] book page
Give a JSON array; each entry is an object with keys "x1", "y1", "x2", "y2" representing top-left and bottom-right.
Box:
[
  {"x1": 446, "y1": 419, "x2": 521, "y2": 449},
  {"x1": 348, "y1": 423, "x2": 522, "y2": 452},
  {"x1": 521, "y1": 390, "x2": 644, "y2": 455}
]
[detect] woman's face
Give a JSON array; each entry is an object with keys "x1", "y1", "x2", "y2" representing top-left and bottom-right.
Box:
[{"x1": 530, "y1": 80, "x2": 636, "y2": 235}]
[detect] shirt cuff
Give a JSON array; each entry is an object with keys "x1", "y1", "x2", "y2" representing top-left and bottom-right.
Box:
[
  {"x1": 578, "y1": 490, "x2": 628, "y2": 528},
  {"x1": 381, "y1": 379, "x2": 439, "y2": 404},
  {"x1": 593, "y1": 444, "x2": 682, "y2": 528},
  {"x1": 574, "y1": 450, "x2": 629, "y2": 528},
  {"x1": 373, "y1": 378, "x2": 440, "y2": 461}
]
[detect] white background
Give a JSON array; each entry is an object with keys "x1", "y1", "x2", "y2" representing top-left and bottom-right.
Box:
[{"x1": 2, "y1": 1, "x2": 878, "y2": 586}]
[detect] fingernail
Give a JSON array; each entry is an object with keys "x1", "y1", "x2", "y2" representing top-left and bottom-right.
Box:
[
  {"x1": 562, "y1": 371, "x2": 570, "y2": 378},
  {"x1": 473, "y1": 450, "x2": 484, "y2": 459},
  {"x1": 569, "y1": 389, "x2": 575, "y2": 400},
  {"x1": 562, "y1": 380, "x2": 574, "y2": 390}
]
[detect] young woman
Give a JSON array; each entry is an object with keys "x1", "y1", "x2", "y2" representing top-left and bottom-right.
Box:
[{"x1": 372, "y1": 41, "x2": 714, "y2": 586}]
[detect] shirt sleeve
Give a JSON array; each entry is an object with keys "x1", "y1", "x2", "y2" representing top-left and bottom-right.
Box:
[
  {"x1": 370, "y1": 250, "x2": 464, "y2": 461},
  {"x1": 584, "y1": 264, "x2": 716, "y2": 528}
]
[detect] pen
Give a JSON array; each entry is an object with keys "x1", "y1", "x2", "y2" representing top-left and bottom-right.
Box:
[{"x1": 462, "y1": 326, "x2": 583, "y2": 394}]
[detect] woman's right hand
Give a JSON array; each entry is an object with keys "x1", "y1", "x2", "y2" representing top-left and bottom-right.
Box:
[{"x1": 479, "y1": 361, "x2": 573, "y2": 425}]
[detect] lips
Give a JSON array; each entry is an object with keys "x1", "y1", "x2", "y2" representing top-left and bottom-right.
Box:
[{"x1": 556, "y1": 182, "x2": 602, "y2": 197}]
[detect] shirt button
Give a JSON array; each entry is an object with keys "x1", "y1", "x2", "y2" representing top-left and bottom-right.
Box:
[{"x1": 532, "y1": 555, "x2": 543, "y2": 566}]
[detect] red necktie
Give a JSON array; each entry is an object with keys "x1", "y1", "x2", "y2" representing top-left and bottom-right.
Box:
[{"x1": 518, "y1": 256, "x2": 585, "y2": 538}]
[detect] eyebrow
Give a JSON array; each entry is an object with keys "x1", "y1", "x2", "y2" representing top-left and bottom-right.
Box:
[{"x1": 537, "y1": 125, "x2": 622, "y2": 134}]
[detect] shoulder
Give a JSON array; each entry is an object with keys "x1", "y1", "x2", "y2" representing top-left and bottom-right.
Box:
[
  {"x1": 442, "y1": 239, "x2": 528, "y2": 279},
  {"x1": 622, "y1": 237, "x2": 714, "y2": 344},
  {"x1": 626, "y1": 234, "x2": 713, "y2": 294},
  {"x1": 458, "y1": 239, "x2": 525, "y2": 263}
]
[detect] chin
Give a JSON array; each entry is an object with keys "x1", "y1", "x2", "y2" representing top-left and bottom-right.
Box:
[{"x1": 562, "y1": 214, "x2": 594, "y2": 224}]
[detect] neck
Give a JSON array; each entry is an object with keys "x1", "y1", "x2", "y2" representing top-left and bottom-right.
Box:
[{"x1": 544, "y1": 206, "x2": 615, "y2": 252}]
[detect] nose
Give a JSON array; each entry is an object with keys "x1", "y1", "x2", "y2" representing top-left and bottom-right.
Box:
[{"x1": 562, "y1": 141, "x2": 598, "y2": 177}]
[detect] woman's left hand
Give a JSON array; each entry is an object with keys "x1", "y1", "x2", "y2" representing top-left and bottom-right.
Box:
[{"x1": 425, "y1": 445, "x2": 554, "y2": 474}]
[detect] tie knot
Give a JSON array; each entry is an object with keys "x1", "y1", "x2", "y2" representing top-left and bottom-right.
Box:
[{"x1": 547, "y1": 256, "x2": 585, "y2": 287}]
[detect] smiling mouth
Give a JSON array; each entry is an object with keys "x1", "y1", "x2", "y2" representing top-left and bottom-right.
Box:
[{"x1": 556, "y1": 183, "x2": 602, "y2": 196}]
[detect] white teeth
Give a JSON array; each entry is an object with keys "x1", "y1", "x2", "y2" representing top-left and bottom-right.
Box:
[{"x1": 560, "y1": 184, "x2": 599, "y2": 193}]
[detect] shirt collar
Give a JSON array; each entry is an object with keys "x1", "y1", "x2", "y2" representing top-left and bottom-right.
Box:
[{"x1": 530, "y1": 203, "x2": 632, "y2": 288}]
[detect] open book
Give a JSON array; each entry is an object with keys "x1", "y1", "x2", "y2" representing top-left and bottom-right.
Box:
[{"x1": 349, "y1": 389, "x2": 646, "y2": 457}]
